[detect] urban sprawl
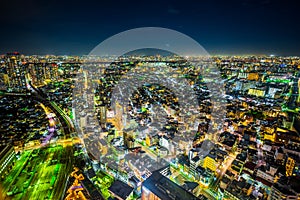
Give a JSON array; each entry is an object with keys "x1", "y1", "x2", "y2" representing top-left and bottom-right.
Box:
[{"x1": 0, "y1": 52, "x2": 299, "y2": 200}]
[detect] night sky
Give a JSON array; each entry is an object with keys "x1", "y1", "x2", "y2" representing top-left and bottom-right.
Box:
[{"x1": 0, "y1": 0, "x2": 299, "y2": 56}]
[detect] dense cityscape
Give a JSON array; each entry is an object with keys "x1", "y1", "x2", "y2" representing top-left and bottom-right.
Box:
[{"x1": 0, "y1": 52, "x2": 299, "y2": 200}]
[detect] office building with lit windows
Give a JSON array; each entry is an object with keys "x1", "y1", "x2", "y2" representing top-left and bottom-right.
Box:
[
  {"x1": 202, "y1": 154, "x2": 217, "y2": 172},
  {"x1": 5, "y1": 52, "x2": 27, "y2": 92}
]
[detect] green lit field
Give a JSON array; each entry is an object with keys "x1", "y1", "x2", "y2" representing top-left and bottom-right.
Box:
[
  {"x1": 93, "y1": 171, "x2": 114, "y2": 200},
  {"x1": 0, "y1": 145, "x2": 73, "y2": 200}
]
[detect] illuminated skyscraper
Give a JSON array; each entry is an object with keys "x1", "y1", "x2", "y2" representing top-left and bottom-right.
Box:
[
  {"x1": 27, "y1": 63, "x2": 45, "y2": 86},
  {"x1": 44, "y1": 63, "x2": 58, "y2": 80},
  {"x1": 5, "y1": 52, "x2": 27, "y2": 92}
]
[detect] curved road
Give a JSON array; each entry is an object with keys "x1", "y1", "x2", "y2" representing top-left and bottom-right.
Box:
[{"x1": 28, "y1": 81, "x2": 75, "y2": 138}]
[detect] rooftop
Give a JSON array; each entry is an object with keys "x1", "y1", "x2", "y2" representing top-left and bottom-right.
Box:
[
  {"x1": 143, "y1": 171, "x2": 200, "y2": 200},
  {"x1": 108, "y1": 180, "x2": 134, "y2": 200}
]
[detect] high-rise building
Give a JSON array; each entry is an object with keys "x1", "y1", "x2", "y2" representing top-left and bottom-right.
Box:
[
  {"x1": 5, "y1": 52, "x2": 27, "y2": 92},
  {"x1": 26, "y1": 63, "x2": 58, "y2": 86},
  {"x1": 44, "y1": 63, "x2": 58, "y2": 81}
]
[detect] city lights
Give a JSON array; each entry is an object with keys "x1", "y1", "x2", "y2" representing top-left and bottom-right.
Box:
[{"x1": 1, "y1": 52, "x2": 299, "y2": 200}]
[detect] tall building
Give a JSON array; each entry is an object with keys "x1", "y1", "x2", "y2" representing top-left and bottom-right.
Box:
[
  {"x1": 44, "y1": 63, "x2": 58, "y2": 81},
  {"x1": 5, "y1": 52, "x2": 27, "y2": 92},
  {"x1": 26, "y1": 63, "x2": 55, "y2": 86}
]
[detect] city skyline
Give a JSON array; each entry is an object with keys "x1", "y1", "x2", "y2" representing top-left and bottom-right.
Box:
[
  {"x1": 0, "y1": 53, "x2": 299, "y2": 200},
  {"x1": 1, "y1": 1, "x2": 300, "y2": 200}
]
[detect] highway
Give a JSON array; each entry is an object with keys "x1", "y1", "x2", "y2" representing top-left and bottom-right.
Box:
[
  {"x1": 28, "y1": 81, "x2": 75, "y2": 138},
  {"x1": 21, "y1": 82, "x2": 76, "y2": 199}
]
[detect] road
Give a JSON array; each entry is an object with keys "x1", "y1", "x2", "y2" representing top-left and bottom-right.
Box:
[
  {"x1": 3, "y1": 83, "x2": 77, "y2": 200},
  {"x1": 211, "y1": 151, "x2": 237, "y2": 190},
  {"x1": 28, "y1": 81, "x2": 75, "y2": 138}
]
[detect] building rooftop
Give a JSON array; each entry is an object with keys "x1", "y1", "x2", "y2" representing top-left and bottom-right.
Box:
[
  {"x1": 82, "y1": 175, "x2": 104, "y2": 200},
  {"x1": 183, "y1": 181, "x2": 199, "y2": 192},
  {"x1": 143, "y1": 171, "x2": 200, "y2": 200},
  {"x1": 109, "y1": 180, "x2": 134, "y2": 200},
  {"x1": 192, "y1": 156, "x2": 200, "y2": 163},
  {"x1": 178, "y1": 154, "x2": 190, "y2": 166},
  {"x1": 244, "y1": 162, "x2": 256, "y2": 171}
]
